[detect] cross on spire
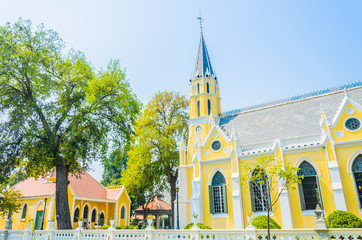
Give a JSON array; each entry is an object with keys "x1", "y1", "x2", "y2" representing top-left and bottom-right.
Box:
[{"x1": 197, "y1": 15, "x2": 204, "y2": 33}]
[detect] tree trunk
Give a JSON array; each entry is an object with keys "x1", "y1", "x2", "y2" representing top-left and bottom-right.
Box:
[
  {"x1": 267, "y1": 207, "x2": 271, "y2": 240},
  {"x1": 55, "y1": 162, "x2": 72, "y2": 229},
  {"x1": 168, "y1": 173, "x2": 177, "y2": 229}
]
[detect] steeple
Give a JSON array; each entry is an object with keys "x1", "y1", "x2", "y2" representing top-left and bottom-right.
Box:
[{"x1": 193, "y1": 20, "x2": 216, "y2": 80}]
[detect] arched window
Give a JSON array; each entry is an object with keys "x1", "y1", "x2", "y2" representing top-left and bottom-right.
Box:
[
  {"x1": 120, "y1": 206, "x2": 125, "y2": 219},
  {"x1": 99, "y1": 212, "x2": 105, "y2": 226},
  {"x1": 73, "y1": 208, "x2": 79, "y2": 222},
  {"x1": 352, "y1": 154, "x2": 362, "y2": 208},
  {"x1": 207, "y1": 100, "x2": 211, "y2": 115},
  {"x1": 197, "y1": 83, "x2": 200, "y2": 94},
  {"x1": 208, "y1": 171, "x2": 228, "y2": 214},
  {"x1": 83, "y1": 205, "x2": 89, "y2": 219},
  {"x1": 21, "y1": 204, "x2": 27, "y2": 219},
  {"x1": 250, "y1": 169, "x2": 270, "y2": 212},
  {"x1": 298, "y1": 161, "x2": 323, "y2": 210},
  {"x1": 207, "y1": 82, "x2": 210, "y2": 93},
  {"x1": 197, "y1": 101, "x2": 200, "y2": 117},
  {"x1": 91, "y1": 209, "x2": 97, "y2": 222}
]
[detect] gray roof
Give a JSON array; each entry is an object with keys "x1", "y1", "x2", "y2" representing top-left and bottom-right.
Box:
[
  {"x1": 219, "y1": 86, "x2": 362, "y2": 146},
  {"x1": 193, "y1": 31, "x2": 215, "y2": 79}
]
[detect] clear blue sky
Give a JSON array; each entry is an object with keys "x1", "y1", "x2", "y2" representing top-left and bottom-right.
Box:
[{"x1": 2, "y1": 0, "x2": 362, "y2": 181}]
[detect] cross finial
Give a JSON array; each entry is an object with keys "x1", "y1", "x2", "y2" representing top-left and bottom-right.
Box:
[{"x1": 197, "y1": 11, "x2": 204, "y2": 33}]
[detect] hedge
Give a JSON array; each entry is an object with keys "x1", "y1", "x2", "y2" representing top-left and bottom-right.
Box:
[
  {"x1": 252, "y1": 215, "x2": 281, "y2": 229},
  {"x1": 326, "y1": 210, "x2": 362, "y2": 228}
]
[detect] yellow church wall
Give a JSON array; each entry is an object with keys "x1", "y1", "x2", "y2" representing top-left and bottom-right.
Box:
[
  {"x1": 117, "y1": 191, "x2": 131, "y2": 226},
  {"x1": 283, "y1": 149, "x2": 335, "y2": 228},
  {"x1": 201, "y1": 162, "x2": 234, "y2": 229},
  {"x1": 335, "y1": 145, "x2": 362, "y2": 217},
  {"x1": 331, "y1": 103, "x2": 362, "y2": 143}
]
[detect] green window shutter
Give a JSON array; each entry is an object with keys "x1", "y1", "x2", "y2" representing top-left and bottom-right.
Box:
[
  {"x1": 208, "y1": 185, "x2": 215, "y2": 214},
  {"x1": 298, "y1": 183, "x2": 306, "y2": 211},
  {"x1": 222, "y1": 184, "x2": 228, "y2": 213},
  {"x1": 249, "y1": 181, "x2": 256, "y2": 212},
  {"x1": 315, "y1": 177, "x2": 324, "y2": 210}
]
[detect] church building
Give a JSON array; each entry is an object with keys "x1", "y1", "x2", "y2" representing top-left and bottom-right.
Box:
[{"x1": 177, "y1": 26, "x2": 362, "y2": 229}]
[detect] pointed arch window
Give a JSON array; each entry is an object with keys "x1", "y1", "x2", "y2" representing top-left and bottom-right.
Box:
[
  {"x1": 83, "y1": 205, "x2": 89, "y2": 220},
  {"x1": 99, "y1": 212, "x2": 105, "y2": 226},
  {"x1": 352, "y1": 154, "x2": 362, "y2": 208},
  {"x1": 21, "y1": 204, "x2": 27, "y2": 219},
  {"x1": 91, "y1": 209, "x2": 97, "y2": 222},
  {"x1": 120, "y1": 206, "x2": 125, "y2": 219},
  {"x1": 249, "y1": 169, "x2": 271, "y2": 212},
  {"x1": 197, "y1": 83, "x2": 200, "y2": 94},
  {"x1": 207, "y1": 82, "x2": 210, "y2": 93},
  {"x1": 208, "y1": 100, "x2": 211, "y2": 115},
  {"x1": 73, "y1": 208, "x2": 79, "y2": 222},
  {"x1": 298, "y1": 161, "x2": 323, "y2": 210},
  {"x1": 208, "y1": 171, "x2": 228, "y2": 214},
  {"x1": 197, "y1": 101, "x2": 200, "y2": 117}
]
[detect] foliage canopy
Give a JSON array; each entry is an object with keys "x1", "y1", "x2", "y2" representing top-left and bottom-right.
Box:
[
  {"x1": 0, "y1": 19, "x2": 141, "y2": 228},
  {"x1": 326, "y1": 210, "x2": 362, "y2": 228}
]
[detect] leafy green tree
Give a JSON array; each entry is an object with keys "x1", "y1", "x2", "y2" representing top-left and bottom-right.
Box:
[
  {"x1": 0, "y1": 19, "x2": 140, "y2": 229},
  {"x1": 326, "y1": 210, "x2": 362, "y2": 228},
  {"x1": 0, "y1": 181, "x2": 22, "y2": 218},
  {"x1": 122, "y1": 139, "x2": 164, "y2": 220},
  {"x1": 123, "y1": 91, "x2": 188, "y2": 227},
  {"x1": 101, "y1": 143, "x2": 130, "y2": 187},
  {"x1": 240, "y1": 154, "x2": 302, "y2": 238}
]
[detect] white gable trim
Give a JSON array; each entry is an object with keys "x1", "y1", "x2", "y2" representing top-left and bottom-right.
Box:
[
  {"x1": 332, "y1": 96, "x2": 362, "y2": 128},
  {"x1": 202, "y1": 125, "x2": 231, "y2": 149}
]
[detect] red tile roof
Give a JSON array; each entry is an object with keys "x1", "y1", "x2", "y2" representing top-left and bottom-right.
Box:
[
  {"x1": 13, "y1": 170, "x2": 123, "y2": 200},
  {"x1": 135, "y1": 198, "x2": 171, "y2": 211}
]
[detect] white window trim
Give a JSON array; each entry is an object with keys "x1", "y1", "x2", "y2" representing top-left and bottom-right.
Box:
[
  {"x1": 253, "y1": 211, "x2": 273, "y2": 217},
  {"x1": 211, "y1": 213, "x2": 229, "y2": 219}
]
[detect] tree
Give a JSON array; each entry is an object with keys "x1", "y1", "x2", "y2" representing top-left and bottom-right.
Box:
[
  {"x1": 124, "y1": 91, "x2": 188, "y2": 228},
  {"x1": 122, "y1": 141, "x2": 164, "y2": 220},
  {"x1": 240, "y1": 154, "x2": 302, "y2": 239},
  {"x1": 0, "y1": 19, "x2": 141, "y2": 229},
  {"x1": 0, "y1": 183, "x2": 21, "y2": 218},
  {"x1": 101, "y1": 143, "x2": 130, "y2": 187}
]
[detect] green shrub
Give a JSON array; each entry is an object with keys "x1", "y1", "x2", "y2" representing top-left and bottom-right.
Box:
[
  {"x1": 120, "y1": 225, "x2": 136, "y2": 229},
  {"x1": 252, "y1": 215, "x2": 281, "y2": 229},
  {"x1": 101, "y1": 225, "x2": 110, "y2": 230},
  {"x1": 184, "y1": 223, "x2": 212, "y2": 229},
  {"x1": 326, "y1": 210, "x2": 362, "y2": 228}
]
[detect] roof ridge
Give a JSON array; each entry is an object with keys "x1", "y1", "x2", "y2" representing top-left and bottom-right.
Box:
[{"x1": 222, "y1": 81, "x2": 362, "y2": 117}]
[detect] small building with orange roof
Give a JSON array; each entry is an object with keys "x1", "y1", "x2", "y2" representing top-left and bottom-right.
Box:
[
  {"x1": 0, "y1": 170, "x2": 131, "y2": 230},
  {"x1": 134, "y1": 197, "x2": 171, "y2": 229}
]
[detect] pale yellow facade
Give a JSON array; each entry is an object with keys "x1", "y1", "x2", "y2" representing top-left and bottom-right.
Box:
[{"x1": 178, "y1": 28, "x2": 362, "y2": 229}]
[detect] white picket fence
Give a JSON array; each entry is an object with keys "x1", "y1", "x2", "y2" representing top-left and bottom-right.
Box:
[{"x1": 1, "y1": 228, "x2": 362, "y2": 240}]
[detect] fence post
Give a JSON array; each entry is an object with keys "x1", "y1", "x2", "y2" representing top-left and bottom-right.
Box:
[
  {"x1": 144, "y1": 228, "x2": 153, "y2": 240},
  {"x1": 75, "y1": 229, "x2": 81, "y2": 240}
]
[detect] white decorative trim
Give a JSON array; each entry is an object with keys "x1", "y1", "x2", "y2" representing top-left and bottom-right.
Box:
[
  {"x1": 301, "y1": 210, "x2": 316, "y2": 216},
  {"x1": 211, "y1": 213, "x2": 229, "y2": 219},
  {"x1": 204, "y1": 150, "x2": 210, "y2": 156},
  {"x1": 211, "y1": 140, "x2": 222, "y2": 152},
  {"x1": 347, "y1": 150, "x2": 362, "y2": 175},
  {"x1": 223, "y1": 147, "x2": 229, "y2": 153},
  {"x1": 119, "y1": 203, "x2": 127, "y2": 226},
  {"x1": 295, "y1": 157, "x2": 322, "y2": 178},
  {"x1": 201, "y1": 157, "x2": 230, "y2": 166},
  {"x1": 33, "y1": 199, "x2": 45, "y2": 220},
  {"x1": 335, "y1": 139, "x2": 362, "y2": 148},
  {"x1": 344, "y1": 117, "x2": 362, "y2": 132},
  {"x1": 90, "y1": 206, "x2": 99, "y2": 223},
  {"x1": 336, "y1": 130, "x2": 345, "y2": 138},
  {"x1": 213, "y1": 132, "x2": 219, "y2": 138},
  {"x1": 82, "y1": 203, "x2": 91, "y2": 220},
  {"x1": 347, "y1": 108, "x2": 356, "y2": 115},
  {"x1": 208, "y1": 168, "x2": 229, "y2": 185}
]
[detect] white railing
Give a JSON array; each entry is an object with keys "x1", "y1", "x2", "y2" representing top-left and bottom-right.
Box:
[{"x1": 1, "y1": 228, "x2": 362, "y2": 240}]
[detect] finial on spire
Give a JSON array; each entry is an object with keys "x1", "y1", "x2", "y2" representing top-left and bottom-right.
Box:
[{"x1": 197, "y1": 10, "x2": 204, "y2": 33}]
